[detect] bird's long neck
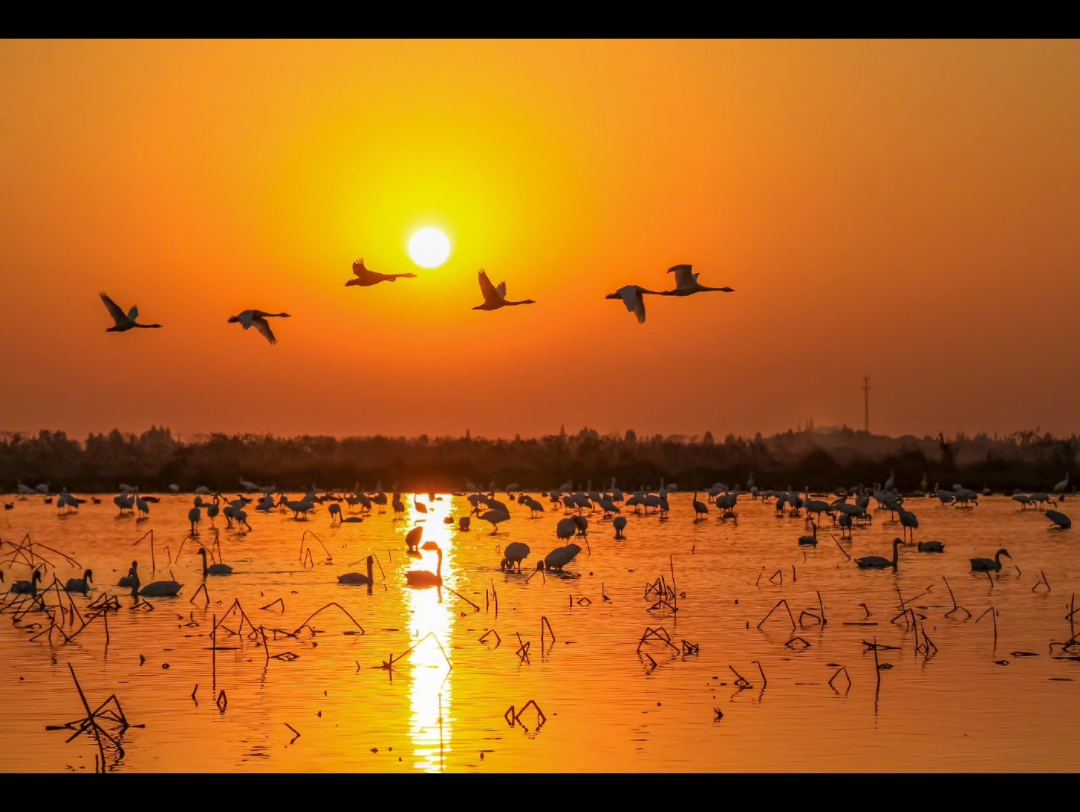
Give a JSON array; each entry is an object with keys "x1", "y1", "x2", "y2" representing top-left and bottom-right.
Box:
[
  {"x1": 892, "y1": 541, "x2": 901, "y2": 567},
  {"x1": 436, "y1": 549, "x2": 443, "y2": 578},
  {"x1": 201, "y1": 550, "x2": 208, "y2": 576},
  {"x1": 367, "y1": 556, "x2": 374, "y2": 582}
]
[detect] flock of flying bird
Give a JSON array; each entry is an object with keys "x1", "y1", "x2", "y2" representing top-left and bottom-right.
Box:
[
  {"x1": 97, "y1": 259, "x2": 735, "y2": 344},
  {"x1": 4, "y1": 466, "x2": 1072, "y2": 599}
]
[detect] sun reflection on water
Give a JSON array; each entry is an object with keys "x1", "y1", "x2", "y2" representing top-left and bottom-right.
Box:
[{"x1": 402, "y1": 494, "x2": 454, "y2": 772}]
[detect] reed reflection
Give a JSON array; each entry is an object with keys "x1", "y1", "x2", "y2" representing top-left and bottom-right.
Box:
[{"x1": 403, "y1": 494, "x2": 454, "y2": 772}]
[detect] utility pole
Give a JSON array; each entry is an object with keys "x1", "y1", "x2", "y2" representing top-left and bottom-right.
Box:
[{"x1": 861, "y1": 376, "x2": 871, "y2": 433}]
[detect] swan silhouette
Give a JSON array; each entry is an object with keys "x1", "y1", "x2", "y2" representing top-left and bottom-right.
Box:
[
  {"x1": 346, "y1": 257, "x2": 416, "y2": 287},
  {"x1": 338, "y1": 556, "x2": 374, "y2": 586},
  {"x1": 11, "y1": 569, "x2": 43, "y2": 595},
  {"x1": 664, "y1": 265, "x2": 735, "y2": 297},
  {"x1": 100, "y1": 292, "x2": 161, "y2": 332},
  {"x1": 406, "y1": 545, "x2": 443, "y2": 588},
  {"x1": 199, "y1": 548, "x2": 233, "y2": 577},
  {"x1": 855, "y1": 538, "x2": 903, "y2": 570},
  {"x1": 970, "y1": 549, "x2": 1011, "y2": 572},
  {"x1": 606, "y1": 285, "x2": 664, "y2": 324},
  {"x1": 473, "y1": 270, "x2": 535, "y2": 311},
  {"x1": 118, "y1": 561, "x2": 139, "y2": 587},
  {"x1": 131, "y1": 574, "x2": 183, "y2": 598},
  {"x1": 65, "y1": 569, "x2": 93, "y2": 593},
  {"x1": 798, "y1": 521, "x2": 818, "y2": 546},
  {"x1": 227, "y1": 310, "x2": 291, "y2": 345}
]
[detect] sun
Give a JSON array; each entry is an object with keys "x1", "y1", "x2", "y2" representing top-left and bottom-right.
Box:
[{"x1": 408, "y1": 227, "x2": 451, "y2": 269}]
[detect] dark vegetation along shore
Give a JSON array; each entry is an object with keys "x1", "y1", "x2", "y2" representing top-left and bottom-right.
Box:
[{"x1": 0, "y1": 424, "x2": 1076, "y2": 495}]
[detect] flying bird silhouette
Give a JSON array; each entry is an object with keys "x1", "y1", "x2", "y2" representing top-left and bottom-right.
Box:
[
  {"x1": 606, "y1": 285, "x2": 664, "y2": 324},
  {"x1": 346, "y1": 258, "x2": 417, "y2": 287},
  {"x1": 473, "y1": 269, "x2": 535, "y2": 311},
  {"x1": 227, "y1": 309, "x2": 291, "y2": 345},
  {"x1": 665, "y1": 265, "x2": 735, "y2": 296},
  {"x1": 100, "y1": 292, "x2": 161, "y2": 332}
]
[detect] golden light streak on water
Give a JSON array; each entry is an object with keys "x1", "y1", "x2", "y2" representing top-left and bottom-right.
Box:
[{"x1": 402, "y1": 494, "x2": 454, "y2": 772}]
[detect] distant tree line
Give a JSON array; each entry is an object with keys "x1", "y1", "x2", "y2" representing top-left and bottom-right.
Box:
[{"x1": 0, "y1": 424, "x2": 1076, "y2": 495}]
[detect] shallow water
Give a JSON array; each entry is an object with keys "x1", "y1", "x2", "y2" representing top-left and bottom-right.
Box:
[{"x1": 1, "y1": 492, "x2": 1078, "y2": 772}]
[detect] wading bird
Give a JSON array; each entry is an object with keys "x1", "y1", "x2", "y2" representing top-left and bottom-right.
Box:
[
  {"x1": 501, "y1": 542, "x2": 530, "y2": 572},
  {"x1": 100, "y1": 292, "x2": 162, "y2": 332},
  {"x1": 539, "y1": 544, "x2": 581, "y2": 572},
  {"x1": 346, "y1": 257, "x2": 417, "y2": 287},
  {"x1": 613, "y1": 515, "x2": 627, "y2": 540},
  {"x1": 473, "y1": 270, "x2": 535, "y2": 311},
  {"x1": 1047, "y1": 510, "x2": 1071, "y2": 529},
  {"x1": 917, "y1": 541, "x2": 945, "y2": 552},
  {"x1": 406, "y1": 526, "x2": 424, "y2": 553},
  {"x1": 227, "y1": 309, "x2": 291, "y2": 345}
]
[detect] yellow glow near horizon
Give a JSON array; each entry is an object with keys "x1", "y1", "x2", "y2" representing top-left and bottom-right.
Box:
[{"x1": 408, "y1": 228, "x2": 451, "y2": 269}]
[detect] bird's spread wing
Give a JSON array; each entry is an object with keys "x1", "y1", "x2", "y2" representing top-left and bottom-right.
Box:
[
  {"x1": 668, "y1": 264, "x2": 694, "y2": 290},
  {"x1": 351, "y1": 258, "x2": 373, "y2": 279},
  {"x1": 127, "y1": 305, "x2": 139, "y2": 321},
  {"x1": 99, "y1": 292, "x2": 127, "y2": 324},
  {"x1": 615, "y1": 286, "x2": 637, "y2": 313},
  {"x1": 496, "y1": 281, "x2": 507, "y2": 300},
  {"x1": 477, "y1": 270, "x2": 500, "y2": 304},
  {"x1": 252, "y1": 316, "x2": 277, "y2": 345},
  {"x1": 615, "y1": 286, "x2": 646, "y2": 323}
]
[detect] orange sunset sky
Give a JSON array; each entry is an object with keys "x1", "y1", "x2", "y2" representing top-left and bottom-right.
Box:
[{"x1": 1, "y1": 40, "x2": 1078, "y2": 441}]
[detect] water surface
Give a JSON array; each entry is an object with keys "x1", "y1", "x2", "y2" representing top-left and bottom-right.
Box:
[{"x1": 1, "y1": 493, "x2": 1077, "y2": 771}]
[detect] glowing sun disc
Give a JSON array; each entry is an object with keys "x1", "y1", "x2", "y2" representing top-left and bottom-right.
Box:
[{"x1": 408, "y1": 228, "x2": 451, "y2": 269}]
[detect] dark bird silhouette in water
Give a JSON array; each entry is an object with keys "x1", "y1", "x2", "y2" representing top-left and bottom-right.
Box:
[
  {"x1": 227, "y1": 310, "x2": 290, "y2": 345},
  {"x1": 473, "y1": 269, "x2": 535, "y2": 311},
  {"x1": 346, "y1": 258, "x2": 416, "y2": 287},
  {"x1": 100, "y1": 292, "x2": 161, "y2": 332}
]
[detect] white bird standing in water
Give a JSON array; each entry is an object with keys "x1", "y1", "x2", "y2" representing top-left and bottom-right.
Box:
[
  {"x1": 605, "y1": 285, "x2": 664, "y2": 324},
  {"x1": 227, "y1": 309, "x2": 291, "y2": 345},
  {"x1": 664, "y1": 265, "x2": 735, "y2": 297}
]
